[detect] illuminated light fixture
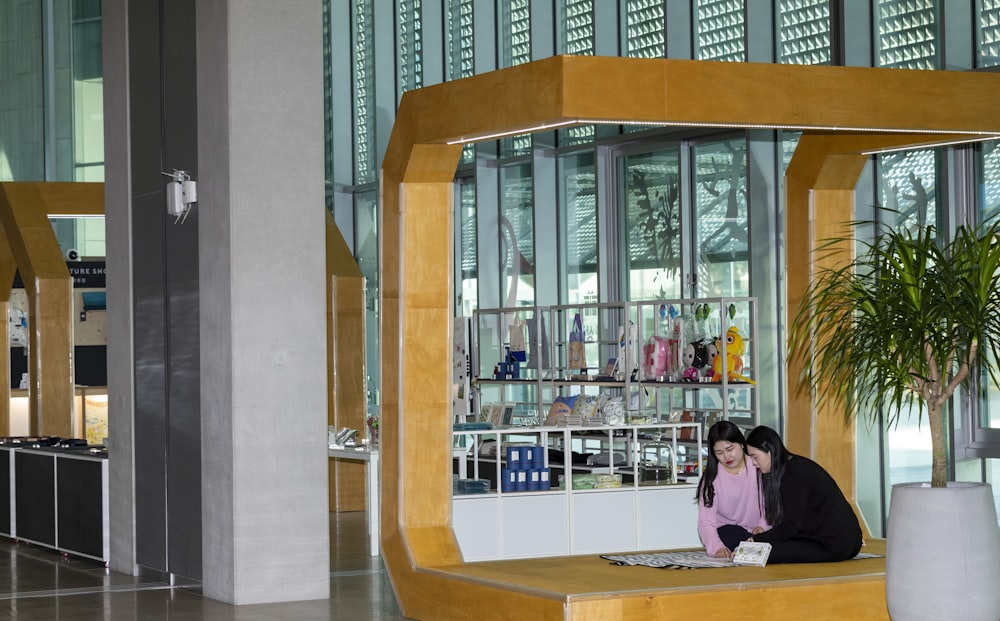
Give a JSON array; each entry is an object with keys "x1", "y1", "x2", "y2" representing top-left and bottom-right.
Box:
[
  {"x1": 444, "y1": 118, "x2": 1000, "y2": 145},
  {"x1": 445, "y1": 121, "x2": 579, "y2": 145},
  {"x1": 861, "y1": 135, "x2": 1000, "y2": 155},
  {"x1": 576, "y1": 119, "x2": 1000, "y2": 135}
]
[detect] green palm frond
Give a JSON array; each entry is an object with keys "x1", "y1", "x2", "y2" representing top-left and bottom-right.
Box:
[{"x1": 788, "y1": 218, "x2": 1000, "y2": 487}]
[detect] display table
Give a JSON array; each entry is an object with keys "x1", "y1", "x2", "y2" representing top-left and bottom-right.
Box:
[
  {"x1": 0, "y1": 444, "x2": 109, "y2": 563},
  {"x1": 328, "y1": 447, "x2": 379, "y2": 556}
]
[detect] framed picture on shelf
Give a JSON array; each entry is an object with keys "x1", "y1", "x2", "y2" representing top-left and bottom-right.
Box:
[
  {"x1": 487, "y1": 404, "x2": 504, "y2": 427},
  {"x1": 500, "y1": 403, "x2": 516, "y2": 426},
  {"x1": 479, "y1": 405, "x2": 493, "y2": 424},
  {"x1": 601, "y1": 357, "x2": 618, "y2": 377}
]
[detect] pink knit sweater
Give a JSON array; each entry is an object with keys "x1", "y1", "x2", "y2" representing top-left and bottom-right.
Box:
[{"x1": 697, "y1": 458, "x2": 767, "y2": 555}]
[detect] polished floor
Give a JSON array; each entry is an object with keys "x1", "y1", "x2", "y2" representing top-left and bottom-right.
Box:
[{"x1": 0, "y1": 512, "x2": 411, "y2": 620}]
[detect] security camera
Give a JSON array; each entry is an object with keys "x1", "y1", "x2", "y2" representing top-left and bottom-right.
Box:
[{"x1": 65, "y1": 249, "x2": 79, "y2": 261}]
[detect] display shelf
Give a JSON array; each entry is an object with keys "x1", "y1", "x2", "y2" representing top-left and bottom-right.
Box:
[
  {"x1": 470, "y1": 297, "x2": 758, "y2": 431},
  {"x1": 451, "y1": 423, "x2": 703, "y2": 561},
  {"x1": 452, "y1": 423, "x2": 702, "y2": 492},
  {"x1": 460, "y1": 298, "x2": 757, "y2": 561}
]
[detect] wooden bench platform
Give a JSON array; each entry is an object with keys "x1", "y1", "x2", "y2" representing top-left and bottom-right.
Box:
[{"x1": 415, "y1": 539, "x2": 888, "y2": 620}]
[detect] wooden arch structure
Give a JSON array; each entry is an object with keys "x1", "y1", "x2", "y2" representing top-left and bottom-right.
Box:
[
  {"x1": 0, "y1": 182, "x2": 104, "y2": 438},
  {"x1": 380, "y1": 56, "x2": 1000, "y2": 620}
]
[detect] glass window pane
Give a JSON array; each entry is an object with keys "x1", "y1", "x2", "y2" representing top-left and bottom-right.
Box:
[
  {"x1": 876, "y1": 149, "x2": 938, "y2": 231},
  {"x1": 500, "y1": 163, "x2": 535, "y2": 307},
  {"x1": 457, "y1": 176, "x2": 478, "y2": 317},
  {"x1": 352, "y1": 0, "x2": 376, "y2": 185},
  {"x1": 978, "y1": 141, "x2": 1000, "y2": 439},
  {"x1": 557, "y1": 0, "x2": 595, "y2": 146},
  {"x1": 990, "y1": 459, "x2": 1000, "y2": 519},
  {"x1": 695, "y1": 0, "x2": 745, "y2": 62},
  {"x1": 500, "y1": 0, "x2": 531, "y2": 68},
  {"x1": 877, "y1": 150, "x2": 939, "y2": 490},
  {"x1": 49, "y1": 216, "x2": 105, "y2": 259},
  {"x1": 354, "y1": 192, "x2": 380, "y2": 415},
  {"x1": 777, "y1": 0, "x2": 831, "y2": 65},
  {"x1": 625, "y1": 0, "x2": 665, "y2": 58},
  {"x1": 981, "y1": 140, "x2": 1000, "y2": 224},
  {"x1": 876, "y1": 0, "x2": 939, "y2": 69},
  {"x1": 72, "y1": 6, "x2": 102, "y2": 81},
  {"x1": 0, "y1": 1, "x2": 44, "y2": 180},
  {"x1": 558, "y1": 0, "x2": 594, "y2": 54},
  {"x1": 981, "y1": 0, "x2": 1000, "y2": 68},
  {"x1": 621, "y1": 1, "x2": 666, "y2": 133},
  {"x1": 73, "y1": 0, "x2": 101, "y2": 20},
  {"x1": 445, "y1": 0, "x2": 474, "y2": 164},
  {"x1": 499, "y1": 1, "x2": 532, "y2": 158},
  {"x1": 887, "y1": 410, "x2": 932, "y2": 486},
  {"x1": 72, "y1": 4, "x2": 104, "y2": 181},
  {"x1": 446, "y1": 0, "x2": 474, "y2": 80},
  {"x1": 622, "y1": 148, "x2": 683, "y2": 301},
  {"x1": 693, "y1": 139, "x2": 749, "y2": 298},
  {"x1": 398, "y1": 0, "x2": 423, "y2": 98},
  {"x1": 559, "y1": 152, "x2": 597, "y2": 305}
]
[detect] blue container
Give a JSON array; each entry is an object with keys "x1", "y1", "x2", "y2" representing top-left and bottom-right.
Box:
[
  {"x1": 530, "y1": 444, "x2": 545, "y2": 467},
  {"x1": 500, "y1": 468, "x2": 516, "y2": 492},
  {"x1": 514, "y1": 469, "x2": 528, "y2": 491},
  {"x1": 539, "y1": 468, "x2": 551, "y2": 491},
  {"x1": 521, "y1": 445, "x2": 535, "y2": 469},
  {"x1": 527, "y1": 469, "x2": 540, "y2": 491},
  {"x1": 505, "y1": 445, "x2": 523, "y2": 469}
]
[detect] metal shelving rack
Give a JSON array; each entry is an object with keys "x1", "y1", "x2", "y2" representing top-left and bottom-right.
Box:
[
  {"x1": 453, "y1": 298, "x2": 758, "y2": 561},
  {"x1": 469, "y1": 297, "x2": 758, "y2": 432}
]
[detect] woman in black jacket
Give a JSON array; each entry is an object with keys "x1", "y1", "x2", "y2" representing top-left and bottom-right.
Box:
[{"x1": 744, "y1": 425, "x2": 863, "y2": 564}]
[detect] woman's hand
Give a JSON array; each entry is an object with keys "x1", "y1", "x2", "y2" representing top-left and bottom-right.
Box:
[
  {"x1": 751, "y1": 526, "x2": 764, "y2": 535},
  {"x1": 714, "y1": 547, "x2": 733, "y2": 559}
]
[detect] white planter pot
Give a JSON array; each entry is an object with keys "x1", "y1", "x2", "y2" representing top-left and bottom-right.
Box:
[{"x1": 886, "y1": 482, "x2": 1000, "y2": 621}]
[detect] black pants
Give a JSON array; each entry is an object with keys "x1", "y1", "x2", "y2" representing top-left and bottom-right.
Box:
[
  {"x1": 765, "y1": 537, "x2": 863, "y2": 564},
  {"x1": 717, "y1": 524, "x2": 753, "y2": 551}
]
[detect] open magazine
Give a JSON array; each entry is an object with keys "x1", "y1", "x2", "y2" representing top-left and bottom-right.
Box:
[{"x1": 732, "y1": 541, "x2": 772, "y2": 566}]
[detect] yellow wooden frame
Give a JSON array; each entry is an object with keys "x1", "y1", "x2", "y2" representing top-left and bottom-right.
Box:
[
  {"x1": 379, "y1": 56, "x2": 1000, "y2": 619},
  {"x1": 0, "y1": 182, "x2": 104, "y2": 437}
]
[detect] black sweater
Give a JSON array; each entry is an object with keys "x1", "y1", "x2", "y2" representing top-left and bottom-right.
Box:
[{"x1": 753, "y1": 456, "x2": 862, "y2": 558}]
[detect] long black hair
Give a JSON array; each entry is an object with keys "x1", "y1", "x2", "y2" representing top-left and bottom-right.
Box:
[
  {"x1": 695, "y1": 420, "x2": 749, "y2": 507},
  {"x1": 745, "y1": 425, "x2": 794, "y2": 526}
]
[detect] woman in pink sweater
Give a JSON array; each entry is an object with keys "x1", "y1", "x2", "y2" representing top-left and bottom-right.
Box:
[{"x1": 696, "y1": 421, "x2": 767, "y2": 558}]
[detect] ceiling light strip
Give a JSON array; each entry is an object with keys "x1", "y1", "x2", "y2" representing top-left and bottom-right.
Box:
[{"x1": 445, "y1": 119, "x2": 1000, "y2": 145}]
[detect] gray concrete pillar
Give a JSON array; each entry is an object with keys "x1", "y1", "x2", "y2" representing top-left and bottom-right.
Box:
[
  {"x1": 105, "y1": 0, "x2": 329, "y2": 605},
  {"x1": 196, "y1": 0, "x2": 329, "y2": 605}
]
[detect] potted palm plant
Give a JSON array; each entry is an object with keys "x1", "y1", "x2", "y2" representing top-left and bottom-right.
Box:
[{"x1": 788, "y1": 216, "x2": 1000, "y2": 621}]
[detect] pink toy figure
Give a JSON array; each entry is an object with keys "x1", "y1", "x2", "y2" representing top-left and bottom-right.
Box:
[{"x1": 643, "y1": 335, "x2": 669, "y2": 379}]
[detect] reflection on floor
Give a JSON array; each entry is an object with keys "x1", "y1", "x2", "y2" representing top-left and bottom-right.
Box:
[{"x1": 0, "y1": 511, "x2": 411, "y2": 620}]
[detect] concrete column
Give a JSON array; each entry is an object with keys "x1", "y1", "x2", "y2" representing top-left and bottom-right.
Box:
[{"x1": 196, "y1": 0, "x2": 329, "y2": 604}]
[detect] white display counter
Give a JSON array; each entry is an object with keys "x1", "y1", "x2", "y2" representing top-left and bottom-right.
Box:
[{"x1": 328, "y1": 447, "x2": 380, "y2": 556}]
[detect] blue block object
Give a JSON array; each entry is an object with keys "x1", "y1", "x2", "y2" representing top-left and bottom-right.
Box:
[
  {"x1": 514, "y1": 470, "x2": 528, "y2": 491},
  {"x1": 501, "y1": 468, "x2": 516, "y2": 492}
]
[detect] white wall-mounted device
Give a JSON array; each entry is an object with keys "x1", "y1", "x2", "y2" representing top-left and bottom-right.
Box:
[{"x1": 161, "y1": 169, "x2": 198, "y2": 223}]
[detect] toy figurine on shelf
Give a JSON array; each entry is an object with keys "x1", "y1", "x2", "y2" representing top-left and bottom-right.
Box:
[
  {"x1": 710, "y1": 325, "x2": 756, "y2": 384},
  {"x1": 681, "y1": 338, "x2": 711, "y2": 382},
  {"x1": 643, "y1": 335, "x2": 669, "y2": 380},
  {"x1": 666, "y1": 304, "x2": 682, "y2": 379},
  {"x1": 366, "y1": 413, "x2": 380, "y2": 447},
  {"x1": 705, "y1": 338, "x2": 720, "y2": 377}
]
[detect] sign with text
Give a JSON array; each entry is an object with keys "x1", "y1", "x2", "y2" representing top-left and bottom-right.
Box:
[{"x1": 12, "y1": 261, "x2": 106, "y2": 289}]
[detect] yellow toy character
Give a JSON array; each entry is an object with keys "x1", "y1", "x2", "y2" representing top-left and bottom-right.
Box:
[{"x1": 711, "y1": 326, "x2": 756, "y2": 385}]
